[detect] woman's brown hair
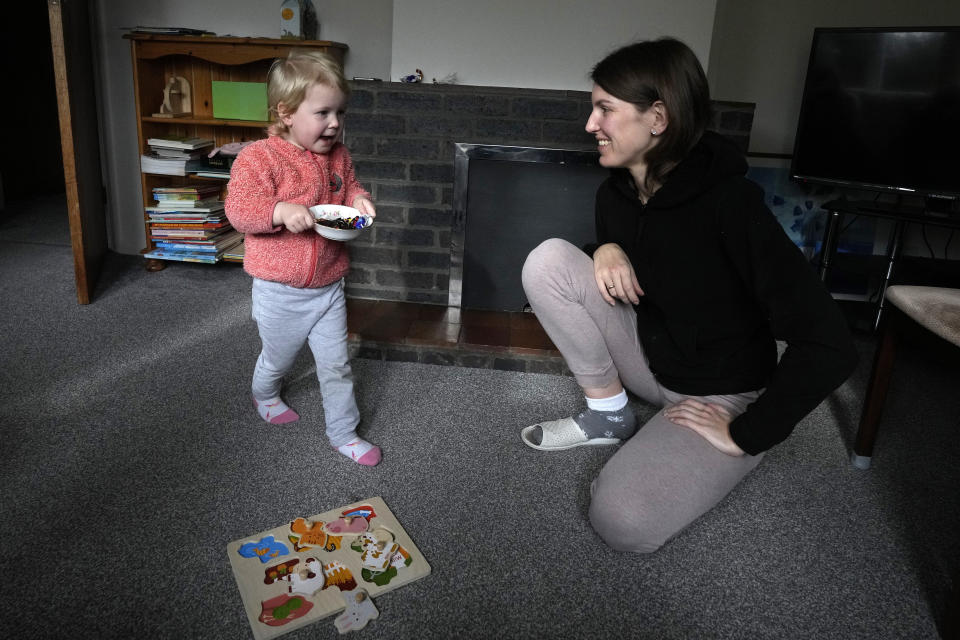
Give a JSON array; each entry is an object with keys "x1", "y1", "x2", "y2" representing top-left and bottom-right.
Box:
[{"x1": 591, "y1": 37, "x2": 712, "y2": 191}]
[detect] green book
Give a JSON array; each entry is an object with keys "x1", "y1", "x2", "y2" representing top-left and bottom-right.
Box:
[{"x1": 212, "y1": 81, "x2": 268, "y2": 121}]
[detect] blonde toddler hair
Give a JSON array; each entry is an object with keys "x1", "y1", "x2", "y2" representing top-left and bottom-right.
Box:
[{"x1": 267, "y1": 50, "x2": 351, "y2": 137}]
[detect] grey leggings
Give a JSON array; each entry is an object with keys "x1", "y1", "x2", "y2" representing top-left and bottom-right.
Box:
[
  {"x1": 522, "y1": 239, "x2": 765, "y2": 553},
  {"x1": 251, "y1": 277, "x2": 359, "y2": 447}
]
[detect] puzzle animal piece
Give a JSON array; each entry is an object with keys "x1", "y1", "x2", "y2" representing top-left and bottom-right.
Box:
[
  {"x1": 357, "y1": 529, "x2": 400, "y2": 574},
  {"x1": 323, "y1": 560, "x2": 358, "y2": 592},
  {"x1": 340, "y1": 505, "x2": 378, "y2": 521},
  {"x1": 289, "y1": 517, "x2": 343, "y2": 552},
  {"x1": 333, "y1": 588, "x2": 379, "y2": 634},
  {"x1": 389, "y1": 545, "x2": 412, "y2": 570},
  {"x1": 323, "y1": 504, "x2": 379, "y2": 537},
  {"x1": 238, "y1": 535, "x2": 289, "y2": 564},
  {"x1": 287, "y1": 557, "x2": 326, "y2": 597},
  {"x1": 350, "y1": 528, "x2": 413, "y2": 586},
  {"x1": 322, "y1": 514, "x2": 370, "y2": 536},
  {"x1": 264, "y1": 559, "x2": 300, "y2": 585},
  {"x1": 258, "y1": 594, "x2": 314, "y2": 627}
]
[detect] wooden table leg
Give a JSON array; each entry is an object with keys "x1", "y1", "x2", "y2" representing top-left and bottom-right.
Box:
[{"x1": 852, "y1": 316, "x2": 898, "y2": 468}]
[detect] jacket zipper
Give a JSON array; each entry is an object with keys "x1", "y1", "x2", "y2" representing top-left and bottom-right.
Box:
[
  {"x1": 303, "y1": 150, "x2": 326, "y2": 287},
  {"x1": 304, "y1": 233, "x2": 319, "y2": 287}
]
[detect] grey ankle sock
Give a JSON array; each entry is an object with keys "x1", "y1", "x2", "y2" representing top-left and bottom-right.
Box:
[
  {"x1": 573, "y1": 407, "x2": 637, "y2": 440},
  {"x1": 527, "y1": 407, "x2": 637, "y2": 446}
]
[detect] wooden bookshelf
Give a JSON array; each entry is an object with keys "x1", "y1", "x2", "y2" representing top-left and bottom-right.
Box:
[{"x1": 125, "y1": 33, "x2": 348, "y2": 269}]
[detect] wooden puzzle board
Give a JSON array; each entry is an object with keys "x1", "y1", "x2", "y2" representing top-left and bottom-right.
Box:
[{"x1": 227, "y1": 496, "x2": 431, "y2": 639}]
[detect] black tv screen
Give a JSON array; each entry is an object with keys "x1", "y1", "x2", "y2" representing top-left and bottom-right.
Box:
[{"x1": 791, "y1": 27, "x2": 960, "y2": 199}]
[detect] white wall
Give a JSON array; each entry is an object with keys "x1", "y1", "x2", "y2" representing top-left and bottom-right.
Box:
[{"x1": 390, "y1": 0, "x2": 716, "y2": 90}]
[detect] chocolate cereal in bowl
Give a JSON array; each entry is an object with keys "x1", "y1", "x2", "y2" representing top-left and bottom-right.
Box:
[{"x1": 309, "y1": 204, "x2": 373, "y2": 241}]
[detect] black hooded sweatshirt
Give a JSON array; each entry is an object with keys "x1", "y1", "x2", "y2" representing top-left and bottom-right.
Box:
[{"x1": 592, "y1": 131, "x2": 858, "y2": 455}]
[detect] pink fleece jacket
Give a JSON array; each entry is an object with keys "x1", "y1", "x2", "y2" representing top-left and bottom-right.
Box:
[{"x1": 224, "y1": 135, "x2": 370, "y2": 288}]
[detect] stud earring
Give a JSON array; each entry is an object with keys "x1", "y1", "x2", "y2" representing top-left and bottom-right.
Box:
[{"x1": 651, "y1": 130, "x2": 658, "y2": 135}]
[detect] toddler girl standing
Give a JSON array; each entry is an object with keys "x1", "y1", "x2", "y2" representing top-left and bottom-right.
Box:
[{"x1": 225, "y1": 50, "x2": 380, "y2": 466}]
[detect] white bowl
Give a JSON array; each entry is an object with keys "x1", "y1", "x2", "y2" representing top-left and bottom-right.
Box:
[{"x1": 309, "y1": 204, "x2": 373, "y2": 241}]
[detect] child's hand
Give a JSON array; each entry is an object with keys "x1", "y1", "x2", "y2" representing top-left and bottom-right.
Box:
[
  {"x1": 273, "y1": 202, "x2": 315, "y2": 233},
  {"x1": 352, "y1": 196, "x2": 376, "y2": 218}
]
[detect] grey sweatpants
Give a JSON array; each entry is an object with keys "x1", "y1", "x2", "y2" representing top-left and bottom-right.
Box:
[
  {"x1": 522, "y1": 238, "x2": 765, "y2": 553},
  {"x1": 251, "y1": 277, "x2": 359, "y2": 447}
]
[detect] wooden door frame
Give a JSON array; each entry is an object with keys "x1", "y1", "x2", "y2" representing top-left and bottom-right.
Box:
[{"x1": 48, "y1": 0, "x2": 107, "y2": 304}]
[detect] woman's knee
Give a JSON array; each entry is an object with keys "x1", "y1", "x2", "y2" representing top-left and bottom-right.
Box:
[
  {"x1": 588, "y1": 484, "x2": 667, "y2": 554},
  {"x1": 521, "y1": 238, "x2": 576, "y2": 291}
]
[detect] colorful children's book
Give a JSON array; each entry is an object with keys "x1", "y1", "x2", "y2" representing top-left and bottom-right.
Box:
[
  {"x1": 152, "y1": 184, "x2": 221, "y2": 195},
  {"x1": 145, "y1": 204, "x2": 225, "y2": 214},
  {"x1": 146, "y1": 135, "x2": 215, "y2": 150},
  {"x1": 152, "y1": 147, "x2": 208, "y2": 159},
  {"x1": 150, "y1": 222, "x2": 229, "y2": 229},
  {"x1": 143, "y1": 249, "x2": 220, "y2": 263},
  {"x1": 154, "y1": 230, "x2": 243, "y2": 251},
  {"x1": 150, "y1": 227, "x2": 233, "y2": 239},
  {"x1": 153, "y1": 192, "x2": 219, "y2": 202},
  {"x1": 147, "y1": 213, "x2": 226, "y2": 222},
  {"x1": 151, "y1": 198, "x2": 224, "y2": 209},
  {"x1": 193, "y1": 170, "x2": 232, "y2": 179},
  {"x1": 140, "y1": 154, "x2": 208, "y2": 176},
  {"x1": 223, "y1": 239, "x2": 245, "y2": 263}
]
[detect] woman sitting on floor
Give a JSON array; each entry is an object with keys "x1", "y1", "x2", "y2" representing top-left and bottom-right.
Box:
[{"x1": 520, "y1": 37, "x2": 858, "y2": 553}]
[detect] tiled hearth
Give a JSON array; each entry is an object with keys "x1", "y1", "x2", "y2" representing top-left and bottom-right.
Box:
[{"x1": 345, "y1": 299, "x2": 569, "y2": 375}]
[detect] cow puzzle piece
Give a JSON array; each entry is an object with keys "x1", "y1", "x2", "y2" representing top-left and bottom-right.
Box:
[
  {"x1": 287, "y1": 557, "x2": 326, "y2": 597},
  {"x1": 358, "y1": 529, "x2": 399, "y2": 573},
  {"x1": 350, "y1": 527, "x2": 413, "y2": 586}
]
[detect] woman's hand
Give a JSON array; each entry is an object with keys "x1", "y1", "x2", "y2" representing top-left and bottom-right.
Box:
[
  {"x1": 352, "y1": 196, "x2": 376, "y2": 218},
  {"x1": 273, "y1": 202, "x2": 315, "y2": 233},
  {"x1": 663, "y1": 399, "x2": 745, "y2": 457},
  {"x1": 593, "y1": 243, "x2": 644, "y2": 305}
]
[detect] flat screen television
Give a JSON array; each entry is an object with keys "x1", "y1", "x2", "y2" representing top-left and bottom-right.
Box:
[{"x1": 791, "y1": 27, "x2": 960, "y2": 201}]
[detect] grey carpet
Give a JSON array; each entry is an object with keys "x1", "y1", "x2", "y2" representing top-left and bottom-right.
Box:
[{"x1": 1, "y1": 195, "x2": 958, "y2": 639}]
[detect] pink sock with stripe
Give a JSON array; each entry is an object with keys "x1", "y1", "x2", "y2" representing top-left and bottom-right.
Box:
[
  {"x1": 252, "y1": 396, "x2": 299, "y2": 424},
  {"x1": 335, "y1": 437, "x2": 382, "y2": 466}
]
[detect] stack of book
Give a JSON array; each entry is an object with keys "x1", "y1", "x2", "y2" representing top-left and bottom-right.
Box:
[
  {"x1": 193, "y1": 167, "x2": 233, "y2": 180},
  {"x1": 222, "y1": 239, "x2": 246, "y2": 263},
  {"x1": 140, "y1": 136, "x2": 215, "y2": 176},
  {"x1": 143, "y1": 185, "x2": 243, "y2": 263}
]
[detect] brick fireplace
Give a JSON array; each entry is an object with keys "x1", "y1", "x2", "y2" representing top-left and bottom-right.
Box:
[{"x1": 342, "y1": 81, "x2": 755, "y2": 305}]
